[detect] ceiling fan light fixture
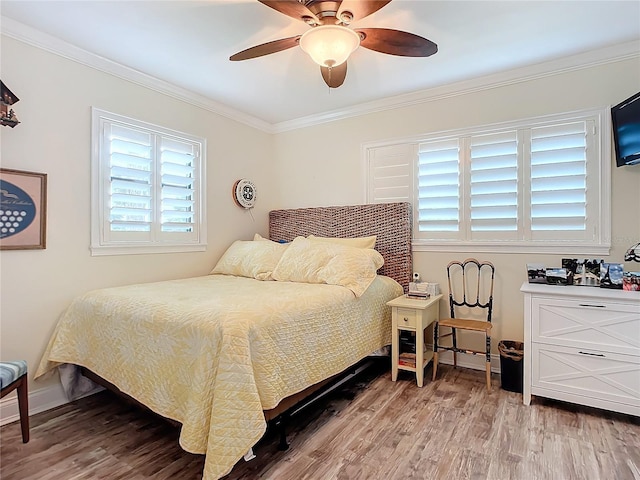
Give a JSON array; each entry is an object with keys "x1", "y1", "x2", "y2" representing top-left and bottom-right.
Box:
[{"x1": 299, "y1": 25, "x2": 360, "y2": 68}]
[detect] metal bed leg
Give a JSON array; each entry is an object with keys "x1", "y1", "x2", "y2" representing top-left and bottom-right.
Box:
[{"x1": 276, "y1": 415, "x2": 290, "y2": 451}]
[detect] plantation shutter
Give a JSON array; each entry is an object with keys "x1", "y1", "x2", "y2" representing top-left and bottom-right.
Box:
[
  {"x1": 106, "y1": 123, "x2": 154, "y2": 242},
  {"x1": 364, "y1": 109, "x2": 607, "y2": 252},
  {"x1": 469, "y1": 131, "x2": 519, "y2": 239},
  {"x1": 159, "y1": 136, "x2": 199, "y2": 239},
  {"x1": 367, "y1": 144, "x2": 414, "y2": 203},
  {"x1": 93, "y1": 109, "x2": 205, "y2": 253},
  {"x1": 417, "y1": 139, "x2": 461, "y2": 237},
  {"x1": 529, "y1": 121, "x2": 589, "y2": 238}
]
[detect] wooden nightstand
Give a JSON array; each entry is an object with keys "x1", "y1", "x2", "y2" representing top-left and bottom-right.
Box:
[{"x1": 387, "y1": 294, "x2": 442, "y2": 387}]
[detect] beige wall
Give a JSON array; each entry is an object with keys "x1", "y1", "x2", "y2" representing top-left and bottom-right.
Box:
[
  {"x1": 272, "y1": 58, "x2": 640, "y2": 348},
  {"x1": 0, "y1": 37, "x2": 276, "y2": 395}
]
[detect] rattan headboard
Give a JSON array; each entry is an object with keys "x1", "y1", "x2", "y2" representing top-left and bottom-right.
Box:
[{"x1": 269, "y1": 202, "x2": 412, "y2": 292}]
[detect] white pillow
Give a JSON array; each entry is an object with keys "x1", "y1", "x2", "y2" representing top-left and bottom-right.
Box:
[
  {"x1": 307, "y1": 234, "x2": 377, "y2": 249},
  {"x1": 272, "y1": 237, "x2": 384, "y2": 296},
  {"x1": 211, "y1": 239, "x2": 287, "y2": 281}
]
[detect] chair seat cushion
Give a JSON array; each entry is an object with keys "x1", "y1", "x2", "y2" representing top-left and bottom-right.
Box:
[
  {"x1": 0, "y1": 360, "x2": 27, "y2": 389},
  {"x1": 438, "y1": 318, "x2": 492, "y2": 332}
]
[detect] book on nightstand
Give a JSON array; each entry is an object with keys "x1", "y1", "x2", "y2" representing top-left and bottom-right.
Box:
[
  {"x1": 398, "y1": 344, "x2": 429, "y2": 368},
  {"x1": 405, "y1": 293, "x2": 429, "y2": 300},
  {"x1": 398, "y1": 353, "x2": 417, "y2": 367}
]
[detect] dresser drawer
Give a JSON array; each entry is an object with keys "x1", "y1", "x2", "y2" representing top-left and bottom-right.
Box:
[
  {"x1": 531, "y1": 343, "x2": 640, "y2": 408},
  {"x1": 531, "y1": 298, "x2": 640, "y2": 356},
  {"x1": 396, "y1": 308, "x2": 417, "y2": 329}
]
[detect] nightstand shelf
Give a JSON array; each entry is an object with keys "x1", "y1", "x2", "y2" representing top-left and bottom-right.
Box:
[{"x1": 388, "y1": 294, "x2": 442, "y2": 387}]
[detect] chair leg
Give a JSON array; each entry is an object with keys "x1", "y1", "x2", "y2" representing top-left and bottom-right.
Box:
[
  {"x1": 485, "y1": 361, "x2": 491, "y2": 392},
  {"x1": 432, "y1": 352, "x2": 439, "y2": 381},
  {"x1": 452, "y1": 328, "x2": 457, "y2": 367},
  {"x1": 16, "y1": 375, "x2": 29, "y2": 443},
  {"x1": 431, "y1": 322, "x2": 438, "y2": 381},
  {"x1": 432, "y1": 322, "x2": 439, "y2": 381},
  {"x1": 485, "y1": 334, "x2": 492, "y2": 392}
]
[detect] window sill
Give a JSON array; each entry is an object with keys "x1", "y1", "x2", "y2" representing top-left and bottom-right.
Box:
[
  {"x1": 90, "y1": 243, "x2": 207, "y2": 256},
  {"x1": 412, "y1": 241, "x2": 611, "y2": 256}
]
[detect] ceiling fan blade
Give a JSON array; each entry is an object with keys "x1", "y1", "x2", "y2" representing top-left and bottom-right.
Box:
[
  {"x1": 320, "y1": 62, "x2": 347, "y2": 88},
  {"x1": 258, "y1": 0, "x2": 320, "y2": 24},
  {"x1": 337, "y1": 0, "x2": 391, "y2": 23},
  {"x1": 357, "y1": 28, "x2": 437, "y2": 57},
  {"x1": 230, "y1": 36, "x2": 301, "y2": 61}
]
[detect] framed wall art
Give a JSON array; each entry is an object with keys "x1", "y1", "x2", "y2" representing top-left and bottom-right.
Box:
[{"x1": 0, "y1": 168, "x2": 47, "y2": 250}]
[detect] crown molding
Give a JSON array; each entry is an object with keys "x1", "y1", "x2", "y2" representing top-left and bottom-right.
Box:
[
  {"x1": 0, "y1": 17, "x2": 275, "y2": 134},
  {"x1": 272, "y1": 40, "x2": 640, "y2": 133}
]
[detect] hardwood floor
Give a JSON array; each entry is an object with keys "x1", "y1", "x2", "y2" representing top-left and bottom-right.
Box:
[{"x1": 1, "y1": 363, "x2": 639, "y2": 480}]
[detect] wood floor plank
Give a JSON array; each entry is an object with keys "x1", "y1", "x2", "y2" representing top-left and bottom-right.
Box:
[{"x1": 1, "y1": 363, "x2": 638, "y2": 480}]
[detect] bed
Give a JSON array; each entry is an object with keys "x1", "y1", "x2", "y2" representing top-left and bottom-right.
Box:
[{"x1": 35, "y1": 202, "x2": 412, "y2": 480}]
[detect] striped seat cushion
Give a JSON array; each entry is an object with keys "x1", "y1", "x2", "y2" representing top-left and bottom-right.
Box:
[{"x1": 0, "y1": 361, "x2": 28, "y2": 389}]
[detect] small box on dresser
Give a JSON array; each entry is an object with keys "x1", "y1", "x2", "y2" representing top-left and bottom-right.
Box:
[{"x1": 521, "y1": 282, "x2": 639, "y2": 417}]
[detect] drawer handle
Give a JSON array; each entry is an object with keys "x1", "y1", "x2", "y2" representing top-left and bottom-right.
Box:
[
  {"x1": 403, "y1": 317, "x2": 410, "y2": 322},
  {"x1": 578, "y1": 304, "x2": 606, "y2": 308},
  {"x1": 578, "y1": 351, "x2": 605, "y2": 357}
]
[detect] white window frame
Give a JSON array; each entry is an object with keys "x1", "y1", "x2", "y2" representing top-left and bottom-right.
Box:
[
  {"x1": 91, "y1": 108, "x2": 207, "y2": 256},
  {"x1": 364, "y1": 108, "x2": 611, "y2": 255}
]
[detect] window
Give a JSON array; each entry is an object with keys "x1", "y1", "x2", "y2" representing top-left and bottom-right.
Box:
[
  {"x1": 366, "y1": 109, "x2": 611, "y2": 255},
  {"x1": 91, "y1": 108, "x2": 206, "y2": 255}
]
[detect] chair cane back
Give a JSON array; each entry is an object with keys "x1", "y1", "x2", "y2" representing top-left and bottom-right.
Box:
[{"x1": 432, "y1": 258, "x2": 496, "y2": 391}]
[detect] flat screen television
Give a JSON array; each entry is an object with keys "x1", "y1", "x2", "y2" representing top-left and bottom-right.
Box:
[{"x1": 611, "y1": 91, "x2": 640, "y2": 167}]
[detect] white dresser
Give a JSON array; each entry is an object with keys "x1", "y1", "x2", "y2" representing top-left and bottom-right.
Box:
[{"x1": 521, "y1": 282, "x2": 639, "y2": 417}]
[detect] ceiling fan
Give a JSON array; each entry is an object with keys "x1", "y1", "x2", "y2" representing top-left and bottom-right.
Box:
[{"x1": 229, "y1": 0, "x2": 438, "y2": 88}]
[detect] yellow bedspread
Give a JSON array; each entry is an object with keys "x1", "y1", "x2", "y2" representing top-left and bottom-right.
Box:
[{"x1": 36, "y1": 274, "x2": 402, "y2": 479}]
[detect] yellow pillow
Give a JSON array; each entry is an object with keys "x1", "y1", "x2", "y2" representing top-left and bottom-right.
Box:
[
  {"x1": 307, "y1": 234, "x2": 376, "y2": 249},
  {"x1": 211, "y1": 239, "x2": 287, "y2": 281},
  {"x1": 272, "y1": 237, "x2": 384, "y2": 296}
]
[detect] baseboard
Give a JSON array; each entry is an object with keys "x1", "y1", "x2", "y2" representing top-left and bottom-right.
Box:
[
  {"x1": 0, "y1": 380, "x2": 106, "y2": 427},
  {"x1": 0, "y1": 382, "x2": 68, "y2": 426}
]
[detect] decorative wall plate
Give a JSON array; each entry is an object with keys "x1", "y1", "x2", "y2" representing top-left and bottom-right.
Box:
[{"x1": 233, "y1": 179, "x2": 256, "y2": 209}]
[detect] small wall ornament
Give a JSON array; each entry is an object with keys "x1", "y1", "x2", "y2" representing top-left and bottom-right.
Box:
[
  {"x1": 1, "y1": 81, "x2": 20, "y2": 128},
  {"x1": 232, "y1": 179, "x2": 257, "y2": 209}
]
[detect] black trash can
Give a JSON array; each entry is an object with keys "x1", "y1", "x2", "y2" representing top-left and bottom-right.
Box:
[{"x1": 498, "y1": 340, "x2": 524, "y2": 393}]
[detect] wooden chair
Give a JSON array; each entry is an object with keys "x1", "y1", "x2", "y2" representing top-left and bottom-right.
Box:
[
  {"x1": 0, "y1": 360, "x2": 29, "y2": 442},
  {"x1": 432, "y1": 259, "x2": 496, "y2": 392}
]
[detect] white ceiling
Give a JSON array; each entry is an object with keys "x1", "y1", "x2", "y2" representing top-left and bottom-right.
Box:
[{"x1": 2, "y1": 0, "x2": 639, "y2": 127}]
